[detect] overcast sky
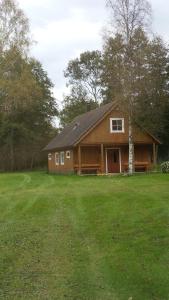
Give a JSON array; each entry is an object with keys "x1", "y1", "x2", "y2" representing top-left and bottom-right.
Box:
[{"x1": 18, "y1": 0, "x2": 169, "y2": 107}]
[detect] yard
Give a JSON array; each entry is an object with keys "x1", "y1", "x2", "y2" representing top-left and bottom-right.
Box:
[{"x1": 0, "y1": 172, "x2": 169, "y2": 300}]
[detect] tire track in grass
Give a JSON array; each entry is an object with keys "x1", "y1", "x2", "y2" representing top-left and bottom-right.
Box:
[
  {"x1": 0, "y1": 173, "x2": 34, "y2": 221},
  {"x1": 20, "y1": 175, "x2": 56, "y2": 216},
  {"x1": 0, "y1": 173, "x2": 30, "y2": 221},
  {"x1": 0, "y1": 172, "x2": 57, "y2": 229},
  {"x1": 63, "y1": 195, "x2": 119, "y2": 300},
  {"x1": 18, "y1": 174, "x2": 32, "y2": 188},
  {"x1": 1, "y1": 194, "x2": 75, "y2": 299},
  {"x1": 0, "y1": 173, "x2": 63, "y2": 300},
  {"x1": 0, "y1": 173, "x2": 56, "y2": 219},
  {"x1": 0, "y1": 173, "x2": 56, "y2": 244}
]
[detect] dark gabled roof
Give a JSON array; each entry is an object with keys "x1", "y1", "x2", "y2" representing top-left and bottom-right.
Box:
[
  {"x1": 44, "y1": 102, "x2": 116, "y2": 151},
  {"x1": 44, "y1": 101, "x2": 161, "y2": 152}
]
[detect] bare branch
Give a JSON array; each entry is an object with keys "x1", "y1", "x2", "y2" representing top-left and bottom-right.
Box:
[{"x1": 106, "y1": 0, "x2": 152, "y2": 41}]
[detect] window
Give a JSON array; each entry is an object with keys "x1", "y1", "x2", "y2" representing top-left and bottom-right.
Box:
[
  {"x1": 60, "y1": 152, "x2": 64, "y2": 165},
  {"x1": 66, "y1": 151, "x2": 71, "y2": 159},
  {"x1": 55, "y1": 152, "x2": 59, "y2": 165},
  {"x1": 73, "y1": 122, "x2": 80, "y2": 130},
  {"x1": 110, "y1": 118, "x2": 124, "y2": 133},
  {"x1": 48, "y1": 153, "x2": 52, "y2": 161}
]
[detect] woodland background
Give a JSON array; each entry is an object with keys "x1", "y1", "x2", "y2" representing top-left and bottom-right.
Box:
[{"x1": 0, "y1": 0, "x2": 169, "y2": 171}]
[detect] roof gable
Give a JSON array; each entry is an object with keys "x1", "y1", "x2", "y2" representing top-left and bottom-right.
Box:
[
  {"x1": 44, "y1": 102, "x2": 116, "y2": 151},
  {"x1": 44, "y1": 102, "x2": 160, "y2": 152},
  {"x1": 80, "y1": 110, "x2": 159, "y2": 145}
]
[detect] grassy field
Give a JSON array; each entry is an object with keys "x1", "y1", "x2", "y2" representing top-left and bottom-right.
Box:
[{"x1": 0, "y1": 172, "x2": 169, "y2": 300}]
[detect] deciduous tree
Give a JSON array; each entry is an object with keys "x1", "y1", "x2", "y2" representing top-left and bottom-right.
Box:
[
  {"x1": 60, "y1": 50, "x2": 103, "y2": 127},
  {"x1": 0, "y1": 0, "x2": 31, "y2": 54},
  {"x1": 106, "y1": 0, "x2": 152, "y2": 174},
  {"x1": 64, "y1": 50, "x2": 103, "y2": 103},
  {"x1": 0, "y1": 52, "x2": 57, "y2": 170},
  {"x1": 59, "y1": 86, "x2": 98, "y2": 128}
]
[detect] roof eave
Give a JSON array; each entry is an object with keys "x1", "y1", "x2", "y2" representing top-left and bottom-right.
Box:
[
  {"x1": 43, "y1": 145, "x2": 74, "y2": 152},
  {"x1": 74, "y1": 102, "x2": 118, "y2": 146}
]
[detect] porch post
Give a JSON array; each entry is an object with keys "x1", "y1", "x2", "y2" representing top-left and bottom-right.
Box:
[
  {"x1": 78, "y1": 145, "x2": 82, "y2": 175},
  {"x1": 101, "y1": 144, "x2": 104, "y2": 174},
  {"x1": 153, "y1": 143, "x2": 157, "y2": 165}
]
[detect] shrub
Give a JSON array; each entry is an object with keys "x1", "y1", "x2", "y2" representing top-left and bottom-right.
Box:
[{"x1": 161, "y1": 161, "x2": 169, "y2": 173}]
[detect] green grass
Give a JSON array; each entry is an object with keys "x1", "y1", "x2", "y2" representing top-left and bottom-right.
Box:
[{"x1": 0, "y1": 172, "x2": 169, "y2": 300}]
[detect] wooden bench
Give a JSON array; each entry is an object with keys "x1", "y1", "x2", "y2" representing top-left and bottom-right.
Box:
[
  {"x1": 74, "y1": 163, "x2": 101, "y2": 174},
  {"x1": 124, "y1": 161, "x2": 149, "y2": 172}
]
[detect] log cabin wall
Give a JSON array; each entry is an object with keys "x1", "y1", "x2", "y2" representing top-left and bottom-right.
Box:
[
  {"x1": 81, "y1": 110, "x2": 155, "y2": 145},
  {"x1": 73, "y1": 146, "x2": 100, "y2": 165},
  {"x1": 47, "y1": 110, "x2": 157, "y2": 174},
  {"x1": 120, "y1": 145, "x2": 152, "y2": 172},
  {"x1": 73, "y1": 144, "x2": 153, "y2": 174},
  {"x1": 48, "y1": 144, "x2": 153, "y2": 174},
  {"x1": 135, "y1": 145, "x2": 152, "y2": 164},
  {"x1": 48, "y1": 150, "x2": 74, "y2": 173},
  {"x1": 73, "y1": 146, "x2": 102, "y2": 174}
]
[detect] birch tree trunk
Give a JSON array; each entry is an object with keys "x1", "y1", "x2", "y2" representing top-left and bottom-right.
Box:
[
  {"x1": 106, "y1": 0, "x2": 152, "y2": 175},
  {"x1": 128, "y1": 115, "x2": 134, "y2": 174}
]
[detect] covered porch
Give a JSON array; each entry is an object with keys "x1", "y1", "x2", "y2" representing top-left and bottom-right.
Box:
[{"x1": 74, "y1": 143, "x2": 158, "y2": 175}]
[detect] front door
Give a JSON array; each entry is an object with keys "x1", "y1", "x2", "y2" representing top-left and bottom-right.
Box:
[{"x1": 107, "y1": 149, "x2": 120, "y2": 173}]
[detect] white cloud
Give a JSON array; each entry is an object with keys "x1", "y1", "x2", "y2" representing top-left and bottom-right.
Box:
[
  {"x1": 33, "y1": 19, "x2": 102, "y2": 47},
  {"x1": 29, "y1": 7, "x2": 104, "y2": 102},
  {"x1": 18, "y1": 0, "x2": 50, "y2": 9},
  {"x1": 17, "y1": 0, "x2": 169, "y2": 107}
]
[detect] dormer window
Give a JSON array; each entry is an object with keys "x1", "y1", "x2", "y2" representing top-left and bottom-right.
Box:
[
  {"x1": 110, "y1": 118, "x2": 124, "y2": 133},
  {"x1": 73, "y1": 122, "x2": 80, "y2": 130}
]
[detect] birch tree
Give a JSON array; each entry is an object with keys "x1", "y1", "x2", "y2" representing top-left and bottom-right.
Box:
[
  {"x1": 0, "y1": 0, "x2": 32, "y2": 169},
  {"x1": 106, "y1": 0, "x2": 152, "y2": 174},
  {"x1": 0, "y1": 0, "x2": 32, "y2": 113},
  {"x1": 0, "y1": 0, "x2": 31, "y2": 54},
  {"x1": 0, "y1": 0, "x2": 57, "y2": 171}
]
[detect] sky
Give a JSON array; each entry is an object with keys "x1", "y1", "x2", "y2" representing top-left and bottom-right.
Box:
[{"x1": 18, "y1": 0, "x2": 169, "y2": 107}]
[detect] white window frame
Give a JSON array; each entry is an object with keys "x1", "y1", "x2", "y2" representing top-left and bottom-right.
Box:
[
  {"x1": 48, "y1": 153, "x2": 52, "y2": 161},
  {"x1": 60, "y1": 152, "x2": 65, "y2": 165},
  {"x1": 66, "y1": 150, "x2": 71, "y2": 159},
  {"x1": 110, "y1": 118, "x2": 124, "y2": 133},
  {"x1": 55, "y1": 152, "x2": 59, "y2": 165}
]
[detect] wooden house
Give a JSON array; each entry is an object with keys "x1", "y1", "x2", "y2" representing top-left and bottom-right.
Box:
[{"x1": 44, "y1": 102, "x2": 160, "y2": 174}]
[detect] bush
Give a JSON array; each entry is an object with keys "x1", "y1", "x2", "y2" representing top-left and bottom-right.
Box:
[{"x1": 161, "y1": 161, "x2": 169, "y2": 173}]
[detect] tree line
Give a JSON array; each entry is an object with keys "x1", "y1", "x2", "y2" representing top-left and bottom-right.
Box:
[
  {"x1": 60, "y1": 0, "x2": 169, "y2": 166},
  {"x1": 0, "y1": 0, "x2": 169, "y2": 172},
  {"x1": 0, "y1": 0, "x2": 57, "y2": 171}
]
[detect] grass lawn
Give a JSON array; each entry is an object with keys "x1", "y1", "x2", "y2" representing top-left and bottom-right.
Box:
[{"x1": 0, "y1": 172, "x2": 169, "y2": 300}]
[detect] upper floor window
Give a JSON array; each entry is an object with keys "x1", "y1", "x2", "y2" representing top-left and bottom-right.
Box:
[
  {"x1": 110, "y1": 118, "x2": 124, "y2": 133},
  {"x1": 60, "y1": 152, "x2": 65, "y2": 165}
]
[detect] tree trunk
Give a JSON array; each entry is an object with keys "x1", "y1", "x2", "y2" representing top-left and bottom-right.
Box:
[
  {"x1": 128, "y1": 115, "x2": 134, "y2": 174},
  {"x1": 10, "y1": 128, "x2": 14, "y2": 172},
  {"x1": 30, "y1": 153, "x2": 35, "y2": 170}
]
